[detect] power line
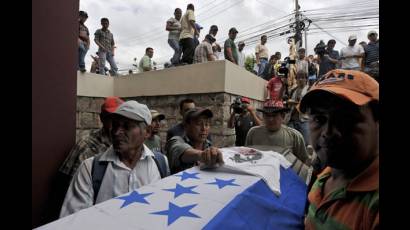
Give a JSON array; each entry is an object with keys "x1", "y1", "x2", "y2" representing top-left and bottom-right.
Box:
[
  {"x1": 118, "y1": 0, "x2": 240, "y2": 47},
  {"x1": 118, "y1": 0, "x2": 223, "y2": 43},
  {"x1": 115, "y1": 0, "x2": 379, "y2": 68}
]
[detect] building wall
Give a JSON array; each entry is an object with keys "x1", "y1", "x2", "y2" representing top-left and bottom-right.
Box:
[
  {"x1": 75, "y1": 60, "x2": 268, "y2": 148},
  {"x1": 76, "y1": 93, "x2": 265, "y2": 150}
]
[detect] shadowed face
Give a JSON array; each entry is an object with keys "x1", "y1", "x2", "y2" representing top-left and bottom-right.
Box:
[
  {"x1": 111, "y1": 115, "x2": 148, "y2": 157},
  {"x1": 147, "y1": 49, "x2": 154, "y2": 58},
  {"x1": 180, "y1": 102, "x2": 195, "y2": 117},
  {"x1": 307, "y1": 93, "x2": 379, "y2": 169},
  {"x1": 348, "y1": 39, "x2": 356, "y2": 46},
  {"x1": 263, "y1": 112, "x2": 284, "y2": 131},
  {"x1": 185, "y1": 115, "x2": 211, "y2": 143},
  {"x1": 261, "y1": 36, "x2": 267, "y2": 44},
  {"x1": 151, "y1": 117, "x2": 161, "y2": 134},
  {"x1": 174, "y1": 9, "x2": 182, "y2": 20}
]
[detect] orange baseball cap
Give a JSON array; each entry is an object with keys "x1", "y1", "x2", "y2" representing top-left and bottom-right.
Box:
[
  {"x1": 300, "y1": 69, "x2": 378, "y2": 113},
  {"x1": 101, "y1": 96, "x2": 124, "y2": 113}
]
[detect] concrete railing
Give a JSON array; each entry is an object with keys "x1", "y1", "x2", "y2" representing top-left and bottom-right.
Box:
[{"x1": 77, "y1": 60, "x2": 267, "y2": 100}]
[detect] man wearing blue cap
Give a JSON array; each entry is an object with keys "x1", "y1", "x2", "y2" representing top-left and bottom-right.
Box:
[{"x1": 193, "y1": 23, "x2": 203, "y2": 48}]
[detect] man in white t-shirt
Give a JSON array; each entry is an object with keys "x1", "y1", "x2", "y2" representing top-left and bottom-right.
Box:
[
  {"x1": 179, "y1": 4, "x2": 199, "y2": 64},
  {"x1": 237, "y1": 41, "x2": 246, "y2": 68},
  {"x1": 255, "y1": 35, "x2": 269, "y2": 77},
  {"x1": 166, "y1": 8, "x2": 182, "y2": 65},
  {"x1": 340, "y1": 35, "x2": 364, "y2": 70}
]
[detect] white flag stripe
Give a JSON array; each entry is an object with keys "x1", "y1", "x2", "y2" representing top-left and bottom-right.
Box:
[{"x1": 37, "y1": 167, "x2": 261, "y2": 230}]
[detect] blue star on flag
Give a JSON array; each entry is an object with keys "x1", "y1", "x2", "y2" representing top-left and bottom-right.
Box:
[
  {"x1": 174, "y1": 171, "x2": 200, "y2": 181},
  {"x1": 151, "y1": 202, "x2": 201, "y2": 225},
  {"x1": 163, "y1": 184, "x2": 199, "y2": 198},
  {"x1": 115, "y1": 191, "x2": 153, "y2": 208},
  {"x1": 206, "y1": 178, "x2": 240, "y2": 189}
]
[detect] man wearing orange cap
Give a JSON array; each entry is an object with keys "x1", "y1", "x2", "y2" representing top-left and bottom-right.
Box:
[
  {"x1": 59, "y1": 96, "x2": 124, "y2": 177},
  {"x1": 300, "y1": 69, "x2": 379, "y2": 229},
  {"x1": 228, "y1": 97, "x2": 262, "y2": 146}
]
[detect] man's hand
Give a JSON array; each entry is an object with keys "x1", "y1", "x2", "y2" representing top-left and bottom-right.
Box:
[
  {"x1": 200, "y1": 147, "x2": 224, "y2": 168},
  {"x1": 247, "y1": 104, "x2": 263, "y2": 126},
  {"x1": 246, "y1": 104, "x2": 254, "y2": 112}
]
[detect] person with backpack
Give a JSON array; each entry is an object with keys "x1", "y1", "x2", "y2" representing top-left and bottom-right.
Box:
[{"x1": 60, "y1": 100, "x2": 169, "y2": 218}]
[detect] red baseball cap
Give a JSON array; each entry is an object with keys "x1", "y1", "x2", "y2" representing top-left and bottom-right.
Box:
[
  {"x1": 241, "y1": 97, "x2": 251, "y2": 104},
  {"x1": 257, "y1": 100, "x2": 290, "y2": 113},
  {"x1": 101, "y1": 96, "x2": 124, "y2": 113}
]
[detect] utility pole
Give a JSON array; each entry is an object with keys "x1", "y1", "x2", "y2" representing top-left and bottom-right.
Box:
[
  {"x1": 294, "y1": 0, "x2": 302, "y2": 49},
  {"x1": 305, "y1": 29, "x2": 307, "y2": 52}
]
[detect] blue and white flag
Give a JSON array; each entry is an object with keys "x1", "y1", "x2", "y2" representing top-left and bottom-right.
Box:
[{"x1": 36, "y1": 148, "x2": 307, "y2": 230}]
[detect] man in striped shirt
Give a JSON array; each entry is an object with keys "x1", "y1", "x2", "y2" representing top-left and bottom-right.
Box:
[
  {"x1": 300, "y1": 69, "x2": 379, "y2": 229},
  {"x1": 364, "y1": 30, "x2": 379, "y2": 81}
]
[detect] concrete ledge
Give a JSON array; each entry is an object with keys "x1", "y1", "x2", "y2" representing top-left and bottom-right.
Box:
[
  {"x1": 77, "y1": 72, "x2": 114, "y2": 97},
  {"x1": 224, "y1": 60, "x2": 266, "y2": 101},
  {"x1": 77, "y1": 60, "x2": 267, "y2": 101},
  {"x1": 115, "y1": 60, "x2": 226, "y2": 97}
]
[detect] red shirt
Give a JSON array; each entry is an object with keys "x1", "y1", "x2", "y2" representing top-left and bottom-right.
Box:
[{"x1": 267, "y1": 76, "x2": 283, "y2": 101}]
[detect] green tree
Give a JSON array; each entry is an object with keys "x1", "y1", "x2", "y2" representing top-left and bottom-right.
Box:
[{"x1": 245, "y1": 54, "x2": 257, "y2": 74}]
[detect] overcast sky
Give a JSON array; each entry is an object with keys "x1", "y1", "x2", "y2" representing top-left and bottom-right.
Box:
[{"x1": 80, "y1": 0, "x2": 379, "y2": 73}]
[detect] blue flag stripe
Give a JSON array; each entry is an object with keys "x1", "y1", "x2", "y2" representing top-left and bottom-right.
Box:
[{"x1": 203, "y1": 167, "x2": 307, "y2": 230}]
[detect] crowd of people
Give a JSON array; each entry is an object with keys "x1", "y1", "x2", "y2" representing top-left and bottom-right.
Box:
[
  {"x1": 59, "y1": 66, "x2": 379, "y2": 229},
  {"x1": 78, "y1": 4, "x2": 378, "y2": 83},
  {"x1": 71, "y1": 3, "x2": 379, "y2": 229}
]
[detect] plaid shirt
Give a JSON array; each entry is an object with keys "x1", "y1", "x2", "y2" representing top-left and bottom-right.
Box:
[
  {"x1": 194, "y1": 41, "x2": 213, "y2": 63},
  {"x1": 305, "y1": 156, "x2": 379, "y2": 230},
  {"x1": 94, "y1": 28, "x2": 114, "y2": 51},
  {"x1": 59, "y1": 128, "x2": 112, "y2": 177}
]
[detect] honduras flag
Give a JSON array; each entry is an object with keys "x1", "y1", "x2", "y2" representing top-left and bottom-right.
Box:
[{"x1": 36, "y1": 148, "x2": 307, "y2": 230}]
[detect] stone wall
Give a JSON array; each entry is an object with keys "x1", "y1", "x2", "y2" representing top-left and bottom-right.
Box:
[{"x1": 76, "y1": 93, "x2": 265, "y2": 149}]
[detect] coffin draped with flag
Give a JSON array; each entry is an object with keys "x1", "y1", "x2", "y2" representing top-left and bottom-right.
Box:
[{"x1": 36, "y1": 147, "x2": 308, "y2": 230}]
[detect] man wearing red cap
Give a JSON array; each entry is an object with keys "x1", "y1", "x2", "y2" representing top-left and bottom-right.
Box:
[
  {"x1": 300, "y1": 69, "x2": 379, "y2": 229},
  {"x1": 59, "y1": 96, "x2": 124, "y2": 178},
  {"x1": 228, "y1": 97, "x2": 262, "y2": 146}
]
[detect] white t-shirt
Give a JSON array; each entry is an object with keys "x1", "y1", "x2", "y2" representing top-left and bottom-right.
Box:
[
  {"x1": 340, "y1": 44, "x2": 364, "y2": 69},
  {"x1": 167, "y1": 17, "x2": 181, "y2": 40},
  {"x1": 180, "y1": 9, "x2": 195, "y2": 39},
  {"x1": 255, "y1": 44, "x2": 269, "y2": 59},
  {"x1": 238, "y1": 50, "x2": 246, "y2": 68}
]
